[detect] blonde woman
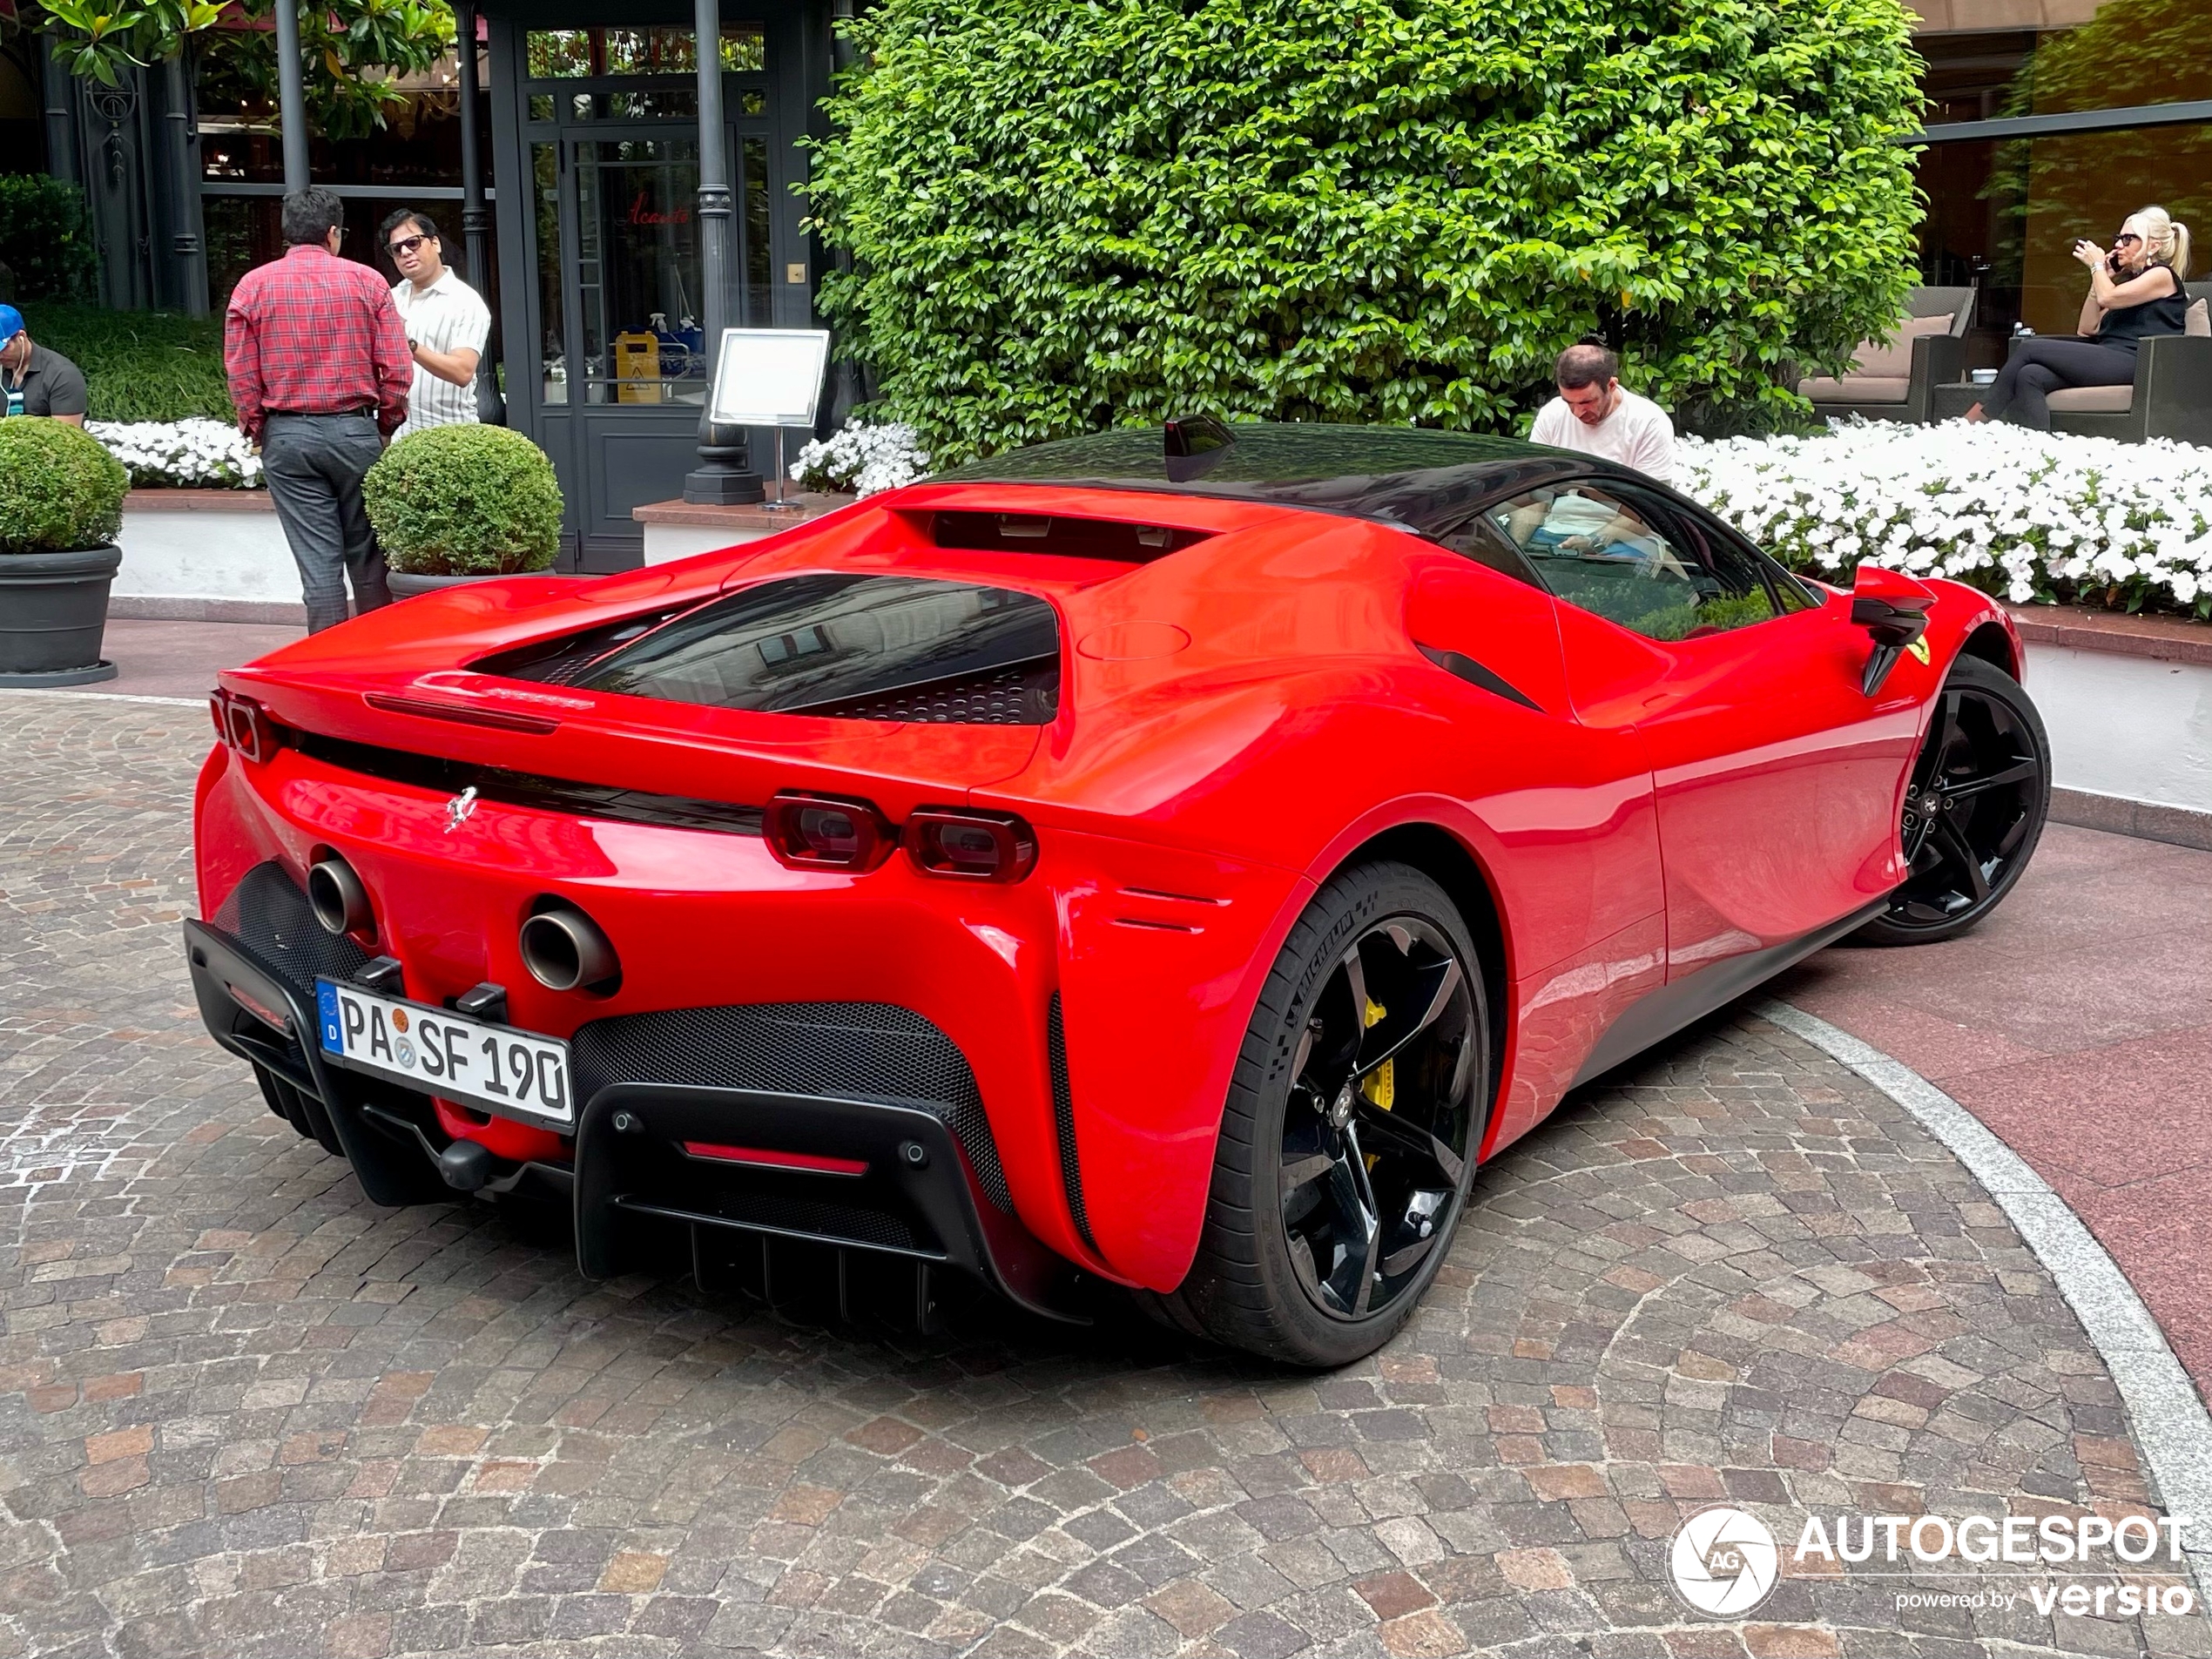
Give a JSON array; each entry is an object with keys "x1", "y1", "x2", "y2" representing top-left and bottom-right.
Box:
[{"x1": 1967, "y1": 206, "x2": 2191, "y2": 429}]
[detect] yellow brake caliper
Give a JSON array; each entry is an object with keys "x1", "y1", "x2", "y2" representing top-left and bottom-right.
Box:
[{"x1": 1359, "y1": 999, "x2": 1392, "y2": 1171}]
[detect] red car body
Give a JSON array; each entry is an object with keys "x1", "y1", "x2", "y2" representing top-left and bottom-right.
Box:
[{"x1": 184, "y1": 427, "x2": 2025, "y2": 1326}]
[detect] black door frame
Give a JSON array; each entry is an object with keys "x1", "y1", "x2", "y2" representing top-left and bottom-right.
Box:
[{"x1": 486, "y1": 1, "x2": 831, "y2": 569}]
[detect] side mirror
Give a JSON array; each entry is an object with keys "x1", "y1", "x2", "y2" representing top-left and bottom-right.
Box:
[{"x1": 1850, "y1": 565, "x2": 1934, "y2": 698}]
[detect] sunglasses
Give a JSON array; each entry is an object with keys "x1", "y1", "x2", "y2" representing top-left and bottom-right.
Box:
[
  {"x1": 2114, "y1": 233, "x2": 2143, "y2": 246},
  {"x1": 386, "y1": 233, "x2": 433, "y2": 257}
]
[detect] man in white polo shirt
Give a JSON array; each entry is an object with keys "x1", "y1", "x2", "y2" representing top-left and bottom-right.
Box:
[
  {"x1": 1528, "y1": 342, "x2": 1677, "y2": 484},
  {"x1": 381, "y1": 208, "x2": 492, "y2": 442}
]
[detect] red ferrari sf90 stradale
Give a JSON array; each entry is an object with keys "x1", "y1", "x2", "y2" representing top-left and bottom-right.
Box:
[{"x1": 184, "y1": 423, "x2": 2049, "y2": 1366}]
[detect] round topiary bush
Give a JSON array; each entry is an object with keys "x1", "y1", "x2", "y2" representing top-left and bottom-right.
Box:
[
  {"x1": 0, "y1": 418, "x2": 128, "y2": 553},
  {"x1": 808, "y1": 0, "x2": 1925, "y2": 459},
  {"x1": 362, "y1": 424, "x2": 564, "y2": 576}
]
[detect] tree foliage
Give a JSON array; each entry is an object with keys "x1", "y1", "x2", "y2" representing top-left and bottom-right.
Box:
[
  {"x1": 30, "y1": 0, "x2": 453, "y2": 141},
  {"x1": 806, "y1": 0, "x2": 1925, "y2": 462},
  {"x1": 0, "y1": 177, "x2": 98, "y2": 302}
]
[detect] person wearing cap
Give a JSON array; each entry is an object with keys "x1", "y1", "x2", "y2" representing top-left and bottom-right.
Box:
[{"x1": 0, "y1": 305, "x2": 90, "y2": 424}]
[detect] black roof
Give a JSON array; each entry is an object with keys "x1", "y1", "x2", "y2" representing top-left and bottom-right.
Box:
[{"x1": 930, "y1": 422, "x2": 1608, "y2": 538}]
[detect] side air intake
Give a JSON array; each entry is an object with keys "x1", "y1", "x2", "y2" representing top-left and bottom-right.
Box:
[{"x1": 1048, "y1": 994, "x2": 1097, "y2": 1251}]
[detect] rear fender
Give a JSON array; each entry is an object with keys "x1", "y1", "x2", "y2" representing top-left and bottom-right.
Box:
[
  {"x1": 196, "y1": 742, "x2": 289, "y2": 921},
  {"x1": 1050, "y1": 831, "x2": 1311, "y2": 1291}
]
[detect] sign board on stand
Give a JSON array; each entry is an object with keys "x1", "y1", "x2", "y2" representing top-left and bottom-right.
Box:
[{"x1": 705, "y1": 329, "x2": 833, "y2": 509}]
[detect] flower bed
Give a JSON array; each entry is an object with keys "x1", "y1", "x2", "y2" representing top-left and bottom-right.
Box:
[
  {"x1": 789, "y1": 421, "x2": 929, "y2": 496},
  {"x1": 1679, "y1": 421, "x2": 2212, "y2": 618},
  {"x1": 89, "y1": 419, "x2": 261, "y2": 489}
]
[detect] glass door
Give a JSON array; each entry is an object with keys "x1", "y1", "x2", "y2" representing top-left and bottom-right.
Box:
[
  {"x1": 516, "y1": 23, "x2": 775, "y2": 563},
  {"x1": 564, "y1": 132, "x2": 774, "y2": 406}
]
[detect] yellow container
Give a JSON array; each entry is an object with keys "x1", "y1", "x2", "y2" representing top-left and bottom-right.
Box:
[{"x1": 612, "y1": 331, "x2": 661, "y2": 404}]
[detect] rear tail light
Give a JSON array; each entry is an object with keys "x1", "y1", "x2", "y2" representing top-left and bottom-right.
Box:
[
  {"x1": 903, "y1": 809, "x2": 1038, "y2": 883},
  {"x1": 210, "y1": 689, "x2": 281, "y2": 763},
  {"x1": 765, "y1": 792, "x2": 896, "y2": 872}
]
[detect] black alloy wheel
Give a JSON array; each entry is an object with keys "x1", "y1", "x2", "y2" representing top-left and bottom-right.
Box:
[
  {"x1": 1857, "y1": 655, "x2": 2050, "y2": 947},
  {"x1": 1152, "y1": 862, "x2": 1489, "y2": 1366},
  {"x1": 1277, "y1": 917, "x2": 1477, "y2": 1322}
]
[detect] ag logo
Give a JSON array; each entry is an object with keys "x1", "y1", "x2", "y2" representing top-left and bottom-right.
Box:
[{"x1": 1669, "y1": 1506, "x2": 1780, "y2": 1617}]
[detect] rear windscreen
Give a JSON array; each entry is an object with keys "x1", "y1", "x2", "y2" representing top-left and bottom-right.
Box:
[{"x1": 571, "y1": 573, "x2": 1061, "y2": 725}]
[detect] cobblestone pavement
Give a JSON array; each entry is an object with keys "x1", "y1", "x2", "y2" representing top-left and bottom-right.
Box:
[{"x1": 3, "y1": 693, "x2": 2205, "y2": 1659}]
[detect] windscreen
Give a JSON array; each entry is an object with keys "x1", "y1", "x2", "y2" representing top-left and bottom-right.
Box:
[{"x1": 571, "y1": 573, "x2": 1062, "y2": 724}]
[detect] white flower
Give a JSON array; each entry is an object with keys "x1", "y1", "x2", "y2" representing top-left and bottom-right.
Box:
[
  {"x1": 86, "y1": 418, "x2": 263, "y2": 490},
  {"x1": 787, "y1": 420, "x2": 930, "y2": 496},
  {"x1": 1676, "y1": 418, "x2": 2212, "y2": 617}
]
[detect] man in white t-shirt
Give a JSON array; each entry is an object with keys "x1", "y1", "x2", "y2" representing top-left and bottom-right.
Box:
[
  {"x1": 381, "y1": 208, "x2": 492, "y2": 442},
  {"x1": 1527, "y1": 343, "x2": 1676, "y2": 484}
]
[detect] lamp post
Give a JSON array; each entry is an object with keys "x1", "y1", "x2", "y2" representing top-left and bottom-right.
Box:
[
  {"x1": 162, "y1": 53, "x2": 207, "y2": 318},
  {"x1": 452, "y1": 0, "x2": 504, "y2": 424},
  {"x1": 683, "y1": 0, "x2": 764, "y2": 504},
  {"x1": 273, "y1": 0, "x2": 309, "y2": 192}
]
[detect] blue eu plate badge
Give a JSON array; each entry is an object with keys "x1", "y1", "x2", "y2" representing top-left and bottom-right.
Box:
[{"x1": 317, "y1": 981, "x2": 342, "y2": 1053}]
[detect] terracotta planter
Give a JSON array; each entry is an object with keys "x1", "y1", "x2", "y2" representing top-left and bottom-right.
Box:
[{"x1": 0, "y1": 544, "x2": 122, "y2": 686}]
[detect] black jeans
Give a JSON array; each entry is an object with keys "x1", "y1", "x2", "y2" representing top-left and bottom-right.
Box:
[
  {"x1": 260, "y1": 410, "x2": 390, "y2": 633},
  {"x1": 1979, "y1": 338, "x2": 2136, "y2": 431}
]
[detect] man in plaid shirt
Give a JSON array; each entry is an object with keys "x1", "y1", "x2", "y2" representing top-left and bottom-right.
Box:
[{"x1": 226, "y1": 189, "x2": 413, "y2": 632}]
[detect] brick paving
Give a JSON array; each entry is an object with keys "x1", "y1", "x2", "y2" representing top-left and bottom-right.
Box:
[
  {"x1": 3, "y1": 692, "x2": 2206, "y2": 1659},
  {"x1": 1775, "y1": 824, "x2": 2212, "y2": 1392}
]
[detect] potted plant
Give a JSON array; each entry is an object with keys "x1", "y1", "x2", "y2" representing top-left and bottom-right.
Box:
[
  {"x1": 363, "y1": 424, "x2": 564, "y2": 597},
  {"x1": 0, "y1": 418, "x2": 130, "y2": 686}
]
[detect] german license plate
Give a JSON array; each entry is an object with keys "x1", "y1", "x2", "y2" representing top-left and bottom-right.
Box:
[{"x1": 314, "y1": 979, "x2": 573, "y2": 1127}]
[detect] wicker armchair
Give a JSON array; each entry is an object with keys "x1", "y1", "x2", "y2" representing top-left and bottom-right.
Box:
[
  {"x1": 1796, "y1": 285, "x2": 1974, "y2": 425},
  {"x1": 2024, "y1": 281, "x2": 2212, "y2": 446}
]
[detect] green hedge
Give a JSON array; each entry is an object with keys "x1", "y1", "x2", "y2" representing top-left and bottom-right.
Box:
[
  {"x1": 0, "y1": 420, "x2": 129, "y2": 554},
  {"x1": 25, "y1": 303, "x2": 235, "y2": 425},
  {"x1": 0, "y1": 177, "x2": 98, "y2": 303},
  {"x1": 363, "y1": 424, "x2": 564, "y2": 576},
  {"x1": 806, "y1": 0, "x2": 1925, "y2": 462}
]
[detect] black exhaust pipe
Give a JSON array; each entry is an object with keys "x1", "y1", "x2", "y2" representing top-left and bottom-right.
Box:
[
  {"x1": 518, "y1": 907, "x2": 618, "y2": 993},
  {"x1": 307, "y1": 855, "x2": 373, "y2": 936}
]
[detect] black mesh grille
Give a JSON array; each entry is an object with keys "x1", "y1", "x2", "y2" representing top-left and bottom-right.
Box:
[
  {"x1": 1047, "y1": 994, "x2": 1096, "y2": 1251},
  {"x1": 572, "y1": 1002, "x2": 1011, "y2": 1214},
  {"x1": 214, "y1": 860, "x2": 374, "y2": 995},
  {"x1": 211, "y1": 861, "x2": 374, "y2": 1079}
]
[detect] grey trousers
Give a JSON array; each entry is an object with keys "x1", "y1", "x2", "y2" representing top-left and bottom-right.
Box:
[{"x1": 260, "y1": 411, "x2": 391, "y2": 633}]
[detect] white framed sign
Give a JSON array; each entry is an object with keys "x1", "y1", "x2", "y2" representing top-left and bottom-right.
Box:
[{"x1": 706, "y1": 328, "x2": 831, "y2": 428}]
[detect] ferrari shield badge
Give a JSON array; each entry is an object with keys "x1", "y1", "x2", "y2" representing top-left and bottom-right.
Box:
[{"x1": 1906, "y1": 637, "x2": 1932, "y2": 665}]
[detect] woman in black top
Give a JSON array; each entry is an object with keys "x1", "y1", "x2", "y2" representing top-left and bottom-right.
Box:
[{"x1": 1967, "y1": 206, "x2": 2192, "y2": 430}]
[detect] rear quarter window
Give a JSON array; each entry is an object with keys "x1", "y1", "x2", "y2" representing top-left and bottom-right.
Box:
[{"x1": 573, "y1": 573, "x2": 1062, "y2": 725}]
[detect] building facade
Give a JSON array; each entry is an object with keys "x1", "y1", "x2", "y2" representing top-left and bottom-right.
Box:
[{"x1": 16, "y1": 0, "x2": 2212, "y2": 567}]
